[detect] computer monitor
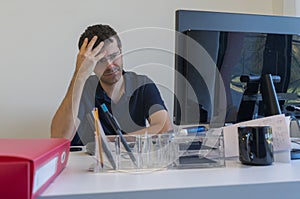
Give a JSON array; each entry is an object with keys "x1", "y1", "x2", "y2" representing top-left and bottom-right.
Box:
[
  {"x1": 174, "y1": 10, "x2": 300, "y2": 126},
  {"x1": 237, "y1": 74, "x2": 282, "y2": 122}
]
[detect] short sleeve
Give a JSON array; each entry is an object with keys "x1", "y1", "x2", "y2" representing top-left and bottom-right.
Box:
[{"x1": 142, "y1": 81, "x2": 167, "y2": 119}]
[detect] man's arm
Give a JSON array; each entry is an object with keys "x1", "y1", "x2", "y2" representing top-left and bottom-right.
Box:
[
  {"x1": 130, "y1": 110, "x2": 172, "y2": 135},
  {"x1": 50, "y1": 74, "x2": 85, "y2": 139},
  {"x1": 51, "y1": 36, "x2": 106, "y2": 139}
]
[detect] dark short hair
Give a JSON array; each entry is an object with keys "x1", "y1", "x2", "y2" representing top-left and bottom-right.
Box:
[{"x1": 78, "y1": 24, "x2": 122, "y2": 50}]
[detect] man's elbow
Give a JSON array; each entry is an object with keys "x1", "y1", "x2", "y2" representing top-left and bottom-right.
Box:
[
  {"x1": 50, "y1": 123, "x2": 71, "y2": 140},
  {"x1": 158, "y1": 118, "x2": 173, "y2": 133},
  {"x1": 50, "y1": 126, "x2": 63, "y2": 138},
  {"x1": 50, "y1": 117, "x2": 78, "y2": 140}
]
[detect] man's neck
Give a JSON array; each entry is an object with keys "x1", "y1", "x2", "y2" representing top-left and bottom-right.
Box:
[{"x1": 100, "y1": 76, "x2": 124, "y2": 103}]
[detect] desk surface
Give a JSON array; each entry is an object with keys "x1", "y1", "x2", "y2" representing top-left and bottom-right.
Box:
[{"x1": 40, "y1": 150, "x2": 300, "y2": 199}]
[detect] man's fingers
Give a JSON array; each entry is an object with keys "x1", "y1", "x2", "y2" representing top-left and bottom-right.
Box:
[
  {"x1": 86, "y1": 36, "x2": 98, "y2": 51},
  {"x1": 79, "y1": 38, "x2": 88, "y2": 52},
  {"x1": 92, "y1": 41, "x2": 105, "y2": 56},
  {"x1": 95, "y1": 51, "x2": 106, "y2": 61}
]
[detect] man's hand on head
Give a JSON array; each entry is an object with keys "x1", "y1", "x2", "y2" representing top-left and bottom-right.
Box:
[{"x1": 75, "y1": 36, "x2": 106, "y2": 80}]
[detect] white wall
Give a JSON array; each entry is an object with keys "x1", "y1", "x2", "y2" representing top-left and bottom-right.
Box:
[{"x1": 0, "y1": 0, "x2": 279, "y2": 138}]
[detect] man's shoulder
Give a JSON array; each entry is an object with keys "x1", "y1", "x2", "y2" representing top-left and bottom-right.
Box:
[
  {"x1": 86, "y1": 75, "x2": 99, "y2": 83},
  {"x1": 123, "y1": 71, "x2": 157, "y2": 96},
  {"x1": 124, "y1": 71, "x2": 153, "y2": 84},
  {"x1": 84, "y1": 75, "x2": 99, "y2": 87},
  {"x1": 82, "y1": 75, "x2": 99, "y2": 93}
]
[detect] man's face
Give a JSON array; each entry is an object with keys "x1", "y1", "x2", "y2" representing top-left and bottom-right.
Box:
[{"x1": 94, "y1": 38, "x2": 123, "y2": 85}]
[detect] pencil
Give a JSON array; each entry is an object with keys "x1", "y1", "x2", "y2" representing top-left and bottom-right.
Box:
[{"x1": 93, "y1": 107, "x2": 104, "y2": 168}]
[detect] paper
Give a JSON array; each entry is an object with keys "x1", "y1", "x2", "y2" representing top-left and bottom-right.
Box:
[{"x1": 223, "y1": 114, "x2": 291, "y2": 158}]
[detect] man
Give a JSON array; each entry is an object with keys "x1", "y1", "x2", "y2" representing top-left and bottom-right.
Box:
[{"x1": 51, "y1": 24, "x2": 172, "y2": 145}]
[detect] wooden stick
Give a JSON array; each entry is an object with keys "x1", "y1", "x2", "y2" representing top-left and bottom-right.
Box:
[{"x1": 93, "y1": 108, "x2": 104, "y2": 168}]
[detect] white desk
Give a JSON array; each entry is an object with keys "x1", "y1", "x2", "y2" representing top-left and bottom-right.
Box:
[{"x1": 40, "y1": 150, "x2": 300, "y2": 199}]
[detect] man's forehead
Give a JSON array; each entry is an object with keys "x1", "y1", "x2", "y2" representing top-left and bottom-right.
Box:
[
  {"x1": 103, "y1": 36, "x2": 116, "y2": 45},
  {"x1": 103, "y1": 37, "x2": 119, "y2": 51}
]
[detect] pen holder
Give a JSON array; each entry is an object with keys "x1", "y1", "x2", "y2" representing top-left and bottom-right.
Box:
[
  {"x1": 114, "y1": 134, "x2": 176, "y2": 172},
  {"x1": 171, "y1": 128, "x2": 225, "y2": 169},
  {"x1": 93, "y1": 135, "x2": 103, "y2": 172},
  {"x1": 90, "y1": 133, "x2": 176, "y2": 172},
  {"x1": 89, "y1": 134, "x2": 109, "y2": 172},
  {"x1": 90, "y1": 129, "x2": 225, "y2": 172}
]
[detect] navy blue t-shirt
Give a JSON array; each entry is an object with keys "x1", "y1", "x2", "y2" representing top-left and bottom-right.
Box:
[{"x1": 71, "y1": 71, "x2": 167, "y2": 145}]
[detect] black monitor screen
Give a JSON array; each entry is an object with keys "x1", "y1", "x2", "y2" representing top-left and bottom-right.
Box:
[{"x1": 174, "y1": 10, "x2": 300, "y2": 126}]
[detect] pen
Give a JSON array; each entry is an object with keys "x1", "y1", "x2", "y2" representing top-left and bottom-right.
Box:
[
  {"x1": 179, "y1": 126, "x2": 206, "y2": 135},
  {"x1": 100, "y1": 104, "x2": 137, "y2": 167}
]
